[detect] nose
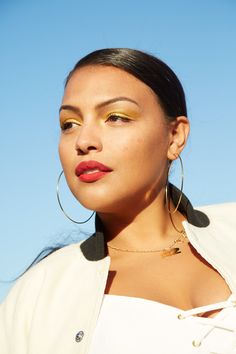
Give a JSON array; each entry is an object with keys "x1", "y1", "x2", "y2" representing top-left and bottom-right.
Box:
[{"x1": 75, "y1": 123, "x2": 103, "y2": 155}]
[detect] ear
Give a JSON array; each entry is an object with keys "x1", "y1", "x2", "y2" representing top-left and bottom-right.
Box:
[{"x1": 167, "y1": 116, "x2": 190, "y2": 160}]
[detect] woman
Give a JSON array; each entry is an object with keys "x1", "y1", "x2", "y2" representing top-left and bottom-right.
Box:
[{"x1": 1, "y1": 48, "x2": 236, "y2": 354}]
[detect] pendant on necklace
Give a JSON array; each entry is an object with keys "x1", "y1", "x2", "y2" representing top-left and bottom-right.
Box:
[{"x1": 161, "y1": 247, "x2": 181, "y2": 258}]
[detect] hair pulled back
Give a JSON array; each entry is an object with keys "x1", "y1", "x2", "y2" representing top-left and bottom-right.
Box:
[{"x1": 65, "y1": 48, "x2": 187, "y2": 120}]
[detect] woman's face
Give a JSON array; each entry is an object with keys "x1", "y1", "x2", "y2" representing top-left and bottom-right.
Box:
[{"x1": 59, "y1": 65, "x2": 184, "y2": 215}]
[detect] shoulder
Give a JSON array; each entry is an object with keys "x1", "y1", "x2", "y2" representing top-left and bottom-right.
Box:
[
  {"x1": 188, "y1": 202, "x2": 236, "y2": 242},
  {"x1": 37, "y1": 241, "x2": 85, "y2": 269},
  {"x1": 196, "y1": 201, "x2": 236, "y2": 214},
  {"x1": 0, "y1": 242, "x2": 87, "y2": 341},
  {"x1": 195, "y1": 202, "x2": 236, "y2": 226},
  {"x1": 0, "y1": 241, "x2": 91, "y2": 350},
  {"x1": 19, "y1": 241, "x2": 85, "y2": 282},
  {"x1": 0, "y1": 242, "x2": 85, "y2": 310}
]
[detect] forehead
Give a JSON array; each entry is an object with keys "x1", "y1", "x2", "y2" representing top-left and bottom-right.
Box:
[{"x1": 62, "y1": 65, "x2": 157, "y2": 106}]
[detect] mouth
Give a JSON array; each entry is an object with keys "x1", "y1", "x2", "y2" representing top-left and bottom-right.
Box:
[
  {"x1": 75, "y1": 160, "x2": 113, "y2": 182},
  {"x1": 81, "y1": 168, "x2": 102, "y2": 175}
]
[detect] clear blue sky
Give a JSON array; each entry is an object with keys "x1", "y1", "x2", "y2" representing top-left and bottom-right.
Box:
[{"x1": 0, "y1": 0, "x2": 235, "y2": 301}]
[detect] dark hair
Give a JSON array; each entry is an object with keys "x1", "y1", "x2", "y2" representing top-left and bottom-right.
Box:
[
  {"x1": 12, "y1": 48, "x2": 187, "y2": 280},
  {"x1": 65, "y1": 48, "x2": 187, "y2": 120}
]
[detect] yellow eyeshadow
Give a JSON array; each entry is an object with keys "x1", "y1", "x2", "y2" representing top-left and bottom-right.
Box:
[
  {"x1": 61, "y1": 118, "x2": 82, "y2": 124},
  {"x1": 106, "y1": 111, "x2": 139, "y2": 119},
  {"x1": 60, "y1": 110, "x2": 140, "y2": 126}
]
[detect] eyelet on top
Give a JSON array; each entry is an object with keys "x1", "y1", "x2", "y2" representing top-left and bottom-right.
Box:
[
  {"x1": 192, "y1": 339, "x2": 201, "y2": 347},
  {"x1": 177, "y1": 313, "x2": 185, "y2": 320}
]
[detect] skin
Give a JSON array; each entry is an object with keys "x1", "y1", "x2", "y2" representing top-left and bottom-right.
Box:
[{"x1": 59, "y1": 65, "x2": 231, "y2": 314}]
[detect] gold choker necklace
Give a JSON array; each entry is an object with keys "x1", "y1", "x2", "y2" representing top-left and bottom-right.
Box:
[{"x1": 107, "y1": 230, "x2": 188, "y2": 258}]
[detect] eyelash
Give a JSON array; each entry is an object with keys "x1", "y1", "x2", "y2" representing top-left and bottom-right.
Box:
[
  {"x1": 60, "y1": 114, "x2": 131, "y2": 131},
  {"x1": 106, "y1": 114, "x2": 131, "y2": 123},
  {"x1": 60, "y1": 121, "x2": 79, "y2": 131}
]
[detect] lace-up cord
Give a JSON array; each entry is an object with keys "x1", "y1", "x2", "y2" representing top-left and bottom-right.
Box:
[
  {"x1": 177, "y1": 299, "x2": 236, "y2": 320},
  {"x1": 177, "y1": 298, "x2": 236, "y2": 348}
]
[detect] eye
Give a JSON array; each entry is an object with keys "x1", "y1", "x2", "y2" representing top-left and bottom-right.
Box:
[
  {"x1": 106, "y1": 114, "x2": 131, "y2": 123},
  {"x1": 60, "y1": 120, "x2": 81, "y2": 131}
]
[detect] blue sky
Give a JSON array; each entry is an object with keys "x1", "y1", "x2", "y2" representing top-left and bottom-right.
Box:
[{"x1": 0, "y1": 0, "x2": 235, "y2": 301}]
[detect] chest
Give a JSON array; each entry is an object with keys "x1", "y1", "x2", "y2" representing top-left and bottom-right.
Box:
[{"x1": 105, "y1": 242, "x2": 232, "y2": 311}]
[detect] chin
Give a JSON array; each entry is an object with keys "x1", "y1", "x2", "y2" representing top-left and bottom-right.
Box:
[
  {"x1": 73, "y1": 192, "x2": 131, "y2": 216},
  {"x1": 69, "y1": 185, "x2": 112, "y2": 212},
  {"x1": 77, "y1": 196, "x2": 117, "y2": 214},
  {"x1": 68, "y1": 179, "x2": 146, "y2": 215}
]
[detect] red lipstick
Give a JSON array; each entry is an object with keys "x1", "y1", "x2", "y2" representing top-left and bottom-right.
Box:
[{"x1": 75, "y1": 160, "x2": 113, "y2": 182}]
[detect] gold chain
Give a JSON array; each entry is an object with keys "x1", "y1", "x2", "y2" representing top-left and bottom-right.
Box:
[{"x1": 107, "y1": 230, "x2": 188, "y2": 257}]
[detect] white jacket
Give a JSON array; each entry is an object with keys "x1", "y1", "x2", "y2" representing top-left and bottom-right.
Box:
[{"x1": 0, "y1": 188, "x2": 236, "y2": 354}]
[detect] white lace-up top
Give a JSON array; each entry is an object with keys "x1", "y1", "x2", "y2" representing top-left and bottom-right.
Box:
[{"x1": 89, "y1": 294, "x2": 236, "y2": 354}]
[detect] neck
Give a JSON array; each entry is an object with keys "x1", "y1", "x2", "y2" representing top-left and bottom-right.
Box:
[{"x1": 97, "y1": 188, "x2": 186, "y2": 251}]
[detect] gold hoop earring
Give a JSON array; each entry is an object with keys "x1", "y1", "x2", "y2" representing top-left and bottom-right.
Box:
[
  {"x1": 56, "y1": 170, "x2": 95, "y2": 224},
  {"x1": 165, "y1": 155, "x2": 184, "y2": 215}
]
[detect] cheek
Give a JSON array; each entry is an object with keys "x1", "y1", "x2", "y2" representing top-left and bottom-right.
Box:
[
  {"x1": 117, "y1": 129, "x2": 168, "y2": 167},
  {"x1": 58, "y1": 140, "x2": 80, "y2": 199},
  {"x1": 58, "y1": 141, "x2": 67, "y2": 168},
  {"x1": 109, "y1": 128, "x2": 169, "y2": 191},
  {"x1": 58, "y1": 139, "x2": 75, "y2": 176}
]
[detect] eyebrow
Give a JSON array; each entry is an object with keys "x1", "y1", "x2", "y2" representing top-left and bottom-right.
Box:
[{"x1": 59, "y1": 96, "x2": 140, "y2": 114}]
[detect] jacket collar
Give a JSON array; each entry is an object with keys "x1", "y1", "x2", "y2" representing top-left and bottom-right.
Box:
[{"x1": 80, "y1": 183, "x2": 210, "y2": 261}]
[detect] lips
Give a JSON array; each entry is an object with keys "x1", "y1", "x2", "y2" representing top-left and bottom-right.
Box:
[{"x1": 75, "y1": 160, "x2": 113, "y2": 182}]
